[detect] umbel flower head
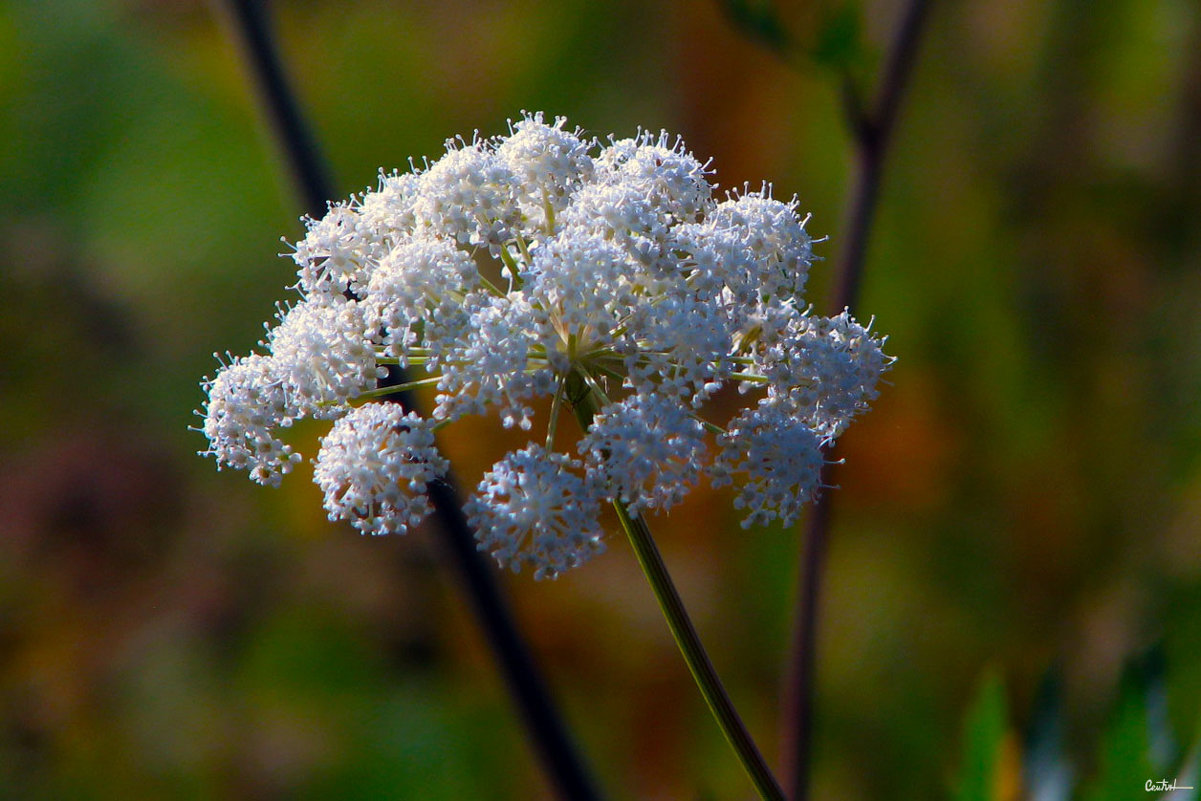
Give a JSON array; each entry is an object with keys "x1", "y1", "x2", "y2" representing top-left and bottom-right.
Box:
[{"x1": 197, "y1": 112, "x2": 891, "y2": 579}]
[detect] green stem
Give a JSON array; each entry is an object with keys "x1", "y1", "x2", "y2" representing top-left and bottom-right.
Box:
[
  {"x1": 568, "y1": 374, "x2": 785, "y2": 801},
  {"x1": 356, "y1": 375, "x2": 443, "y2": 398},
  {"x1": 497, "y1": 246, "x2": 522, "y2": 290},
  {"x1": 613, "y1": 505, "x2": 785, "y2": 801},
  {"x1": 546, "y1": 372, "x2": 567, "y2": 450}
]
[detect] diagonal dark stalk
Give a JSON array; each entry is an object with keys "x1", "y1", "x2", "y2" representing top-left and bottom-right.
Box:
[
  {"x1": 778, "y1": 2, "x2": 933, "y2": 799},
  {"x1": 212, "y1": 2, "x2": 601, "y2": 799}
]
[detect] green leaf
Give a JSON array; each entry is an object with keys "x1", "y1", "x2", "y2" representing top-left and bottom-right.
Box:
[
  {"x1": 1083, "y1": 650, "x2": 1164, "y2": 801},
  {"x1": 813, "y1": 4, "x2": 863, "y2": 71},
  {"x1": 956, "y1": 669, "x2": 1009, "y2": 801}
]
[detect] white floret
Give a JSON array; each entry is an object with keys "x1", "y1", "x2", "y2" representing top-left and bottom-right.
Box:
[
  {"x1": 467, "y1": 444, "x2": 606, "y2": 579},
  {"x1": 357, "y1": 170, "x2": 422, "y2": 244},
  {"x1": 675, "y1": 189, "x2": 813, "y2": 317},
  {"x1": 430, "y1": 292, "x2": 555, "y2": 429},
  {"x1": 620, "y1": 290, "x2": 732, "y2": 406},
  {"x1": 750, "y1": 308, "x2": 890, "y2": 438},
  {"x1": 366, "y1": 235, "x2": 481, "y2": 362},
  {"x1": 711, "y1": 397, "x2": 826, "y2": 529},
  {"x1": 581, "y1": 392, "x2": 707, "y2": 514},
  {"x1": 595, "y1": 130, "x2": 713, "y2": 223},
  {"x1": 523, "y1": 230, "x2": 641, "y2": 354},
  {"x1": 198, "y1": 353, "x2": 301, "y2": 486},
  {"x1": 496, "y1": 112, "x2": 595, "y2": 235},
  {"x1": 414, "y1": 140, "x2": 520, "y2": 252},
  {"x1": 292, "y1": 203, "x2": 386, "y2": 298},
  {"x1": 313, "y1": 404, "x2": 449, "y2": 535},
  {"x1": 265, "y1": 297, "x2": 383, "y2": 417},
  {"x1": 558, "y1": 179, "x2": 671, "y2": 272}
]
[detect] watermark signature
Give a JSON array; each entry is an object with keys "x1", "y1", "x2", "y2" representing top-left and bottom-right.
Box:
[{"x1": 1146, "y1": 778, "x2": 1195, "y2": 792}]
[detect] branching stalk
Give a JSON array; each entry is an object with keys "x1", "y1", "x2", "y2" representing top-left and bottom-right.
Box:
[{"x1": 777, "y1": 2, "x2": 933, "y2": 800}]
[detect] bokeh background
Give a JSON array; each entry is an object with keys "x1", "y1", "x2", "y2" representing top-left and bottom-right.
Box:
[{"x1": 3, "y1": 0, "x2": 1200, "y2": 798}]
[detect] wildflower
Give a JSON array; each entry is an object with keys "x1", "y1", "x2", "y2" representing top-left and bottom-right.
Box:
[
  {"x1": 467, "y1": 445, "x2": 605, "y2": 579},
  {"x1": 197, "y1": 112, "x2": 891, "y2": 575},
  {"x1": 265, "y1": 297, "x2": 383, "y2": 417},
  {"x1": 581, "y1": 393, "x2": 707, "y2": 515},
  {"x1": 199, "y1": 353, "x2": 299, "y2": 486},
  {"x1": 711, "y1": 397, "x2": 827, "y2": 529},
  {"x1": 313, "y1": 404, "x2": 449, "y2": 536}
]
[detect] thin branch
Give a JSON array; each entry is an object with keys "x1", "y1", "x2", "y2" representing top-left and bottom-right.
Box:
[
  {"x1": 780, "y1": 2, "x2": 933, "y2": 800},
  {"x1": 616, "y1": 503, "x2": 786, "y2": 801},
  {"x1": 212, "y1": 2, "x2": 601, "y2": 799},
  {"x1": 217, "y1": 0, "x2": 334, "y2": 216},
  {"x1": 830, "y1": 0, "x2": 932, "y2": 314}
]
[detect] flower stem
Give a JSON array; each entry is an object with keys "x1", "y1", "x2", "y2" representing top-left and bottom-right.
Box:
[
  {"x1": 355, "y1": 375, "x2": 443, "y2": 398},
  {"x1": 569, "y1": 375, "x2": 784, "y2": 801},
  {"x1": 613, "y1": 503, "x2": 786, "y2": 801},
  {"x1": 546, "y1": 373, "x2": 567, "y2": 450}
]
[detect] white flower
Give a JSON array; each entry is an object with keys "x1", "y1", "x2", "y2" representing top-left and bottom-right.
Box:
[
  {"x1": 581, "y1": 393, "x2": 707, "y2": 514},
  {"x1": 313, "y1": 404, "x2": 449, "y2": 535},
  {"x1": 292, "y1": 203, "x2": 382, "y2": 299},
  {"x1": 197, "y1": 353, "x2": 300, "y2": 486},
  {"x1": 414, "y1": 139, "x2": 520, "y2": 252},
  {"x1": 357, "y1": 170, "x2": 422, "y2": 245},
  {"x1": 265, "y1": 297, "x2": 382, "y2": 417},
  {"x1": 594, "y1": 130, "x2": 713, "y2": 223},
  {"x1": 431, "y1": 292, "x2": 555, "y2": 429},
  {"x1": 676, "y1": 189, "x2": 813, "y2": 317},
  {"x1": 467, "y1": 445, "x2": 605, "y2": 580},
  {"x1": 366, "y1": 235, "x2": 479, "y2": 362},
  {"x1": 523, "y1": 230, "x2": 640, "y2": 361},
  {"x1": 198, "y1": 112, "x2": 892, "y2": 573},
  {"x1": 711, "y1": 397, "x2": 827, "y2": 529},
  {"x1": 620, "y1": 290, "x2": 732, "y2": 405},
  {"x1": 496, "y1": 111, "x2": 594, "y2": 234},
  {"x1": 559, "y1": 179, "x2": 670, "y2": 271},
  {"x1": 749, "y1": 308, "x2": 890, "y2": 438}
]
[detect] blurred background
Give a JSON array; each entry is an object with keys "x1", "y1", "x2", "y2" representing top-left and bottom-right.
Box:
[{"x1": 2, "y1": 0, "x2": 1200, "y2": 798}]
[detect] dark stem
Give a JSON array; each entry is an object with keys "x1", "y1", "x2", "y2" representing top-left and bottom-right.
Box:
[
  {"x1": 781, "y1": 2, "x2": 932, "y2": 800},
  {"x1": 213, "y1": 2, "x2": 601, "y2": 799},
  {"x1": 780, "y1": 468, "x2": 831, "y2": 801},
  {"x1": 217, "y1": 0, "x2": 334, "y2": 216},
  {"x1": 426, "y1": 479, "x2": 604, "y2": 801}
]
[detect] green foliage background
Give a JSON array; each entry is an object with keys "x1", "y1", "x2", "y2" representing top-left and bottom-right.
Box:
[{"x1": 2, "y1": 0, "x2": 1200, "y2": 798}]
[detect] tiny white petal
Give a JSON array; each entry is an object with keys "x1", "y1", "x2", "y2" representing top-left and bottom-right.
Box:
[
  {"x1": 313, "y1": 404, "x2": 448, "y2": 535},
  {"x1": 713, "y1": 397, "x2": 826, "y2": 529},
  {"x1": 467, "y1": 445, "x2": 605, "y2": 579},
  {"x1": 581, "y1": 393, "x2": 707, "y2": 514}
]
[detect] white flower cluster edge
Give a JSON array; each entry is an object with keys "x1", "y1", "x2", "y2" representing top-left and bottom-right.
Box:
[{"x1": 197, "y1": 112, "x2": 891, "y2": 579}]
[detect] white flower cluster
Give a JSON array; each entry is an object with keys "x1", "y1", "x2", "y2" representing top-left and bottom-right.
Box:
[{"x1": 197, "y1": 112, "x2": 891, "y2": 577}]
